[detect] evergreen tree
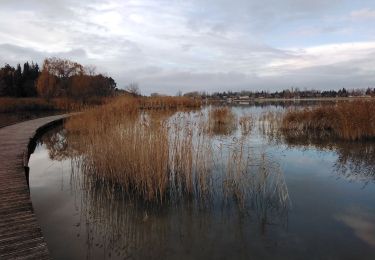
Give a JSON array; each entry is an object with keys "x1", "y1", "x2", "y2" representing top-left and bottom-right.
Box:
[{"x1": 14, "y1": 64, "x2": 23, "y2": 96}]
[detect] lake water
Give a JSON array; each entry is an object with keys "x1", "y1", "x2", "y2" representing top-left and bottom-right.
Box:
[{"x1": 29, "y1": 104, "x2": 375, "y2": 260}]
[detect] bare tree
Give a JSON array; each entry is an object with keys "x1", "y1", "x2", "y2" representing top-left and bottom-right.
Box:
[
  {"x1": 84, "y1": 65, "x2": 97, "y2": 76},
  {"x1": 127, "y1": 82, "x2": 141, "y2": 96},
  {"x1": 43, "y1": 57, "x2": 84, "y2": 79}
]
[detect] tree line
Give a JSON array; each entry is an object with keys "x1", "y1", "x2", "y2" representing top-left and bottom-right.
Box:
[
  {"x1": 0, "y1": 62, "x2": 39, "y2": 97},
  {"x1": 0, "y1": 58, "x2": 117, "y2": 100},
  {"x1": 201, "y1": 87, "x2": 375, "y2": 99}
]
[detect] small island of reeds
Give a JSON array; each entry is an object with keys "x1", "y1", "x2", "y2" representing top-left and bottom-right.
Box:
[{"x1": 64, "y1": 96, "x2": 289, "y2": 212}]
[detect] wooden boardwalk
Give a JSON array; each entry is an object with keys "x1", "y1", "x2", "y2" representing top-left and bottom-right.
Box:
[{"x1": 0, "y1": 114, "x2": 70, "y2": 260}]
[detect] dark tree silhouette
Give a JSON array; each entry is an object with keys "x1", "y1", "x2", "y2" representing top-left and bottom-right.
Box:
[{"x1": 0, "y1": 62, "x2": 39, "y2": 97}]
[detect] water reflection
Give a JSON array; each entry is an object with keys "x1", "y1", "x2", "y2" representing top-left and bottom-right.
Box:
[
  {"x1": 283, "y1": 139, "x2": 375, "y2": 185},
  {"x1": 258, "y1": 113, "x2": 375, "y2": 184},
  {"x1": 37, "y1": 125, "x2": 290, "y2": 259},
  {"x1": 39, "y1": 125, "x2": 69, "y2": 161},
  {"x1": 336, "y1": 207, "x2": 375, "y2": 247},
  {"x1": 75, "y1": 176, "x2": 279, "y2": 259},
  {"x1": 227, "y1": 99, "x2": 337, "y2": 109},
  {"x1": 30, "y1": 104, "x2": 375, "y2": 259},
  {"x1": 333, "y1": 142, "x2": 375, "y2": 184}
]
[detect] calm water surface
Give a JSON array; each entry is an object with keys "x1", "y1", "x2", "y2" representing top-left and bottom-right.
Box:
[{"x1": 29, "y1": 104, "x2": 375, "y2": 260}]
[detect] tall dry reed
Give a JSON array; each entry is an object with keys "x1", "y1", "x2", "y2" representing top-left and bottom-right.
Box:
[
  {"x1": 258, "y1": 110, "x2": 284, "y2": 143},
  {"x1": 65, "y1": 97, "x2": 289, "y2": 209},
  {"x1": 276, "y1": 101, "x2": 375, "y2": 141},
  {"x1": 65, "y1": 96, "x2": 207, "y2": 202},
  {"x1": 0, "y1": 97, "x2": 106, "y2": 113},
  {"x1": 239, "y1": 113, "x2": 254, "y2": 136},
  {"x1": 207, "y1": 106, "x2": 237, "y2": 135}
]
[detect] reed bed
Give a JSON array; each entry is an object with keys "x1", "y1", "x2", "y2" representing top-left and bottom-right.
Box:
[
  {"x1": 258, "y1": 110, "x2": 284, "y2": 143},
  {"x1": 257, "y1": 101, "x2": 375, "y2": 184},
  {"x1": 281, "y1": 100, "x2": 375, "y2": 141},
  {"x1": 68, "y1": 112, "x2": 216, "y2": 203},
  {"x1": 239, "y1": 113, "x2": 254, "y2": 135},
  {"x1": 207, "y1": 106, "x2": 237, "y2": 135},
  {"x1": 220, "y1": 137, "x2": 289, "y2": 212},
  {"x1": 140, "y1": 96, "x2": 201, "y2": 110},
  {"x1": 65, "y1": 98, "x2": 289, "y2": 209},
  {"x1": 0, "y1": 97, "x2": 104, "y2": 113},
  {"x1": 66, "y1": 96, "x2": 207, "y2": 202}
]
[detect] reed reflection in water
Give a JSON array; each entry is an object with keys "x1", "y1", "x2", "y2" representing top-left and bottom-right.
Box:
[
  {"x1": 36, "y1": 113, "x2": 290, "y2": 259},
  {"x1": 258, "y1": 110, "x2": 375, "y2": 184},
  {"x1": 30, "y1": 104, "x2": 375, "y2": 260}
]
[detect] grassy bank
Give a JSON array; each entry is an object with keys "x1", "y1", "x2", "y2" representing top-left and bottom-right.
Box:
[
  {"x1": 0, "y1": 97, "x2": 107, "y2": 113},
  {"x1": 0, "y1": 98, "x2": 54, "y2": 113}
]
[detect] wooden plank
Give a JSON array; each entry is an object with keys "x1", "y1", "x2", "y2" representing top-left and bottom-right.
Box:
[{"x1": 0, "y1": 114, "x2": 70, "y2": 259}]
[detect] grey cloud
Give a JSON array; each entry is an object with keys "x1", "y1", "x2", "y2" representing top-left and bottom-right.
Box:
[
  {"x1": 0, "y1": 44, "x2": 44, "y2": 63},
  {"x1": 122, "y1": 53, "x2": 375, "y2": 95},
  {"x1": 0, "y1": 44, "x2": 88, "y2": 66},
  {"x1": 186, "y1": 0, "x2": 354, "y2": 32},
  {"x1": 1, "y1": 0, "x2": 375, "y2": 94}
]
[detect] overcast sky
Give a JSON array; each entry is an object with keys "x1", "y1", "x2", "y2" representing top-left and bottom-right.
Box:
[{"x1": 1, "y1": 0, "x2": 375, "y2": 94}]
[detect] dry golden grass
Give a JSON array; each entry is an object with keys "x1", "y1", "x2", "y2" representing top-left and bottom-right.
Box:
[
  {"x1": 207, "y1": 106, "x2": 237, "y2": 135},
  {"x1": 65, "y1": 96, "x2": 206, "y2": 202},
  {"x1": 281, "y1": 100, "x2": 375, "y2": 141},
  {"x1": 65, "y1": 97, "x2": 289, "y2": 208},
  {"x1": 239, "y1": 113, "x2": 254, "y2": 135},
  {"x1": 0, "y1": 97, "x2": 106, "y2": 113},
  {"x1": 68, "y1": 113, "x2": 211, "y2": 202},
  {"x1": 0, "y1": 95, "x2": 199, "y2": 114},
  {"x1": 140, "y1": 96, "x2": 201, "y2": 110},
  {"x1": 258, "y1": 110, "x2": 284, "y2": 143}
]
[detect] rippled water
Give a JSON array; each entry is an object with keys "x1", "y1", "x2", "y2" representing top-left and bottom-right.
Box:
[{"x1": 29, "y1": 104, "x2": 375, "y2": 260}]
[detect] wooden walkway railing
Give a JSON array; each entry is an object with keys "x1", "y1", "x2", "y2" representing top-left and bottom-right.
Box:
[{"x1": 0, "y1": 114, "x2": 70, "y2": 260}]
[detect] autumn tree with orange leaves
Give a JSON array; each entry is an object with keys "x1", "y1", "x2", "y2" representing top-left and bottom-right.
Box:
[{"x1": 37, "y1": 57, "x2": 116, "y2": 100}]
